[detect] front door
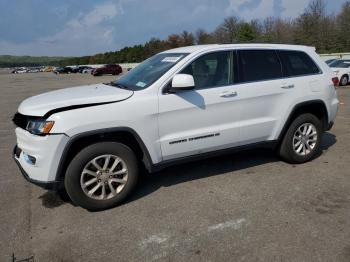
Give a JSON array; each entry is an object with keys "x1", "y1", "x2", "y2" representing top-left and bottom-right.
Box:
[{"x1": 158, "y1": 51, "x2": 241, "y2": 161}]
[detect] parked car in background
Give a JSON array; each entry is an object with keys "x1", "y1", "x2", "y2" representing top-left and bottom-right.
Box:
[
  {"x1": 12, "y1": 67, "x2": 42, "y2": 74},
  {"x1": 72, "y1": 66, "x2": 92, "y2": 73},
  {"x1": 54, "y1": 67, "x2": 73, "y2": 74},
  {"x1": 92, "y1": 64, "x2": 122, "y2": 76},
  {"x1": 82, "y1": 67, "x2": 94, "y2": 74},
  {"x1": 43, "y1": 66, "x2": 55, "y2": 72},
  {"x1": 325, "y1": 58, "x2": 337, "y2": 65},
  {"x1": 11, "y1": 67, "x2": 28, "y2": 74},
  {"x1": 329, "y1": 59, "x2": 350, "y2": 86},
  {"x1": 27, "y1": 67, "x2": 41, "y2": 73}
]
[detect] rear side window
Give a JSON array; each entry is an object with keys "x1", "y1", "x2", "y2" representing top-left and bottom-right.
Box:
[
  {"x1": 279, "y1": 50, "x2": 320, "y2": 77},
  {"x1": 238, "y1": 50, "x2": 282, "y2": 82}
]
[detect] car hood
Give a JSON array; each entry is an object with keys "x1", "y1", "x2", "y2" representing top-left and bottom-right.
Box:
[{"x1": 18, "y1": 83, "x2": 133, "y2": 117}]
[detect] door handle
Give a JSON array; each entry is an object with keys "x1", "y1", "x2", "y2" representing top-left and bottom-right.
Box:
[
  {"x1": 220, "y1": 91, "x2": 237, "y2": 98},
  {"x1": 281, "y1": 84, "x2": 295, "y2": 89}
]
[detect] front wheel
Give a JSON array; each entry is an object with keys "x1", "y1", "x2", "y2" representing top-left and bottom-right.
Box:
[
  {"x1": 278, "y1": 113, "x2": 323, "y2": 164},
  {"x1": 65, "y1": 142, "x2": 139, "y2": 211}
]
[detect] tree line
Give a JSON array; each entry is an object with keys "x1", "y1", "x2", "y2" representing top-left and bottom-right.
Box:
[
  {"x1": 58, "y1": 0, "x2": 350, "y2": 66},
  {"x1": 0, "y1": 55, "x2": 67, "y2": 68},
  {"x1": 3, "y1": 0, "x2": 349, "y2": 68}
]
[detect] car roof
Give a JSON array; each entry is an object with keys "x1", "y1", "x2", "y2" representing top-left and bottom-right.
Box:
[{"x1": 162, "y1": 43, "x2": 315, "y2": 54}]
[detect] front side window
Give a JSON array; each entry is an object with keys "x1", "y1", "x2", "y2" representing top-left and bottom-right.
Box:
[
  {"x1": 113, "y1": 53, "x2": 188, "y2": 90},
  {"x1": 238, "y1": 50, "x2": 282, "y2": 82},
  {"x1": 279, "y1": 50, "x2": 320, "y2": 76},
  {"x1": 181, "y1": 51, "x2": 232, "y2": 89}
]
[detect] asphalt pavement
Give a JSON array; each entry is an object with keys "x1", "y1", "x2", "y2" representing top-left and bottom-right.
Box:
[{"x1": 1, "y1": 72, "x2": 350, "y2": 262}]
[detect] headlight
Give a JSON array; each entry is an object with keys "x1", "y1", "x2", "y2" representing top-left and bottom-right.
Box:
[{"x1": 26, "y1": 120, "x2": 55, "y2": 135}]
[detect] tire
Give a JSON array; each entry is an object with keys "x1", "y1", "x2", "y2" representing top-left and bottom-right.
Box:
[
  {"x1": 340, "y1": 75, "x2": 349, "y2": 86},
  {"x1": 64, "y1": 142, "x2": 139, "y2": 211},
  {"x1": 278, "y1": 113, "x2": 323, "y2": 164}
]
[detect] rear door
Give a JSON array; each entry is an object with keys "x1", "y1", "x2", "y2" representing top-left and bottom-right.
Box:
[
  {"x1": 235, "y1": 49, "x2": 292, "y2": 144},
  {"x1": 278, "y1": 50, "x2": 322, "y2": 93},
  {"x1": 158, "y1": 51, "x2": 241, "y2": 161}
]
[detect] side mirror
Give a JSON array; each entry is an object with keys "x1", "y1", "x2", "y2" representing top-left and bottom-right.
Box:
[{"x1": 170, "y1": 74, "x2": 195, "y2": 92}]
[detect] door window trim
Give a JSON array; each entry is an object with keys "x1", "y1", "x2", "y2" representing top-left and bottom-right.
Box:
[{"x1": 162, "y1": 48, "x2": 324, "y2": 94}]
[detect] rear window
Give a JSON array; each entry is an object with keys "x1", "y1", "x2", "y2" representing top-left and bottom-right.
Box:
[
  {"x1": 238, "y1": 50, "x2": 282, "y2": 82},
  {"x1": 279, "y1": 50, "x2": 320, "y2": 77}
]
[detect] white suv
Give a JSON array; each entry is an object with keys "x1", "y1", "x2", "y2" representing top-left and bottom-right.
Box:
[{"x1": 13, "y1": 44, "x2": 339, "y2": 210}]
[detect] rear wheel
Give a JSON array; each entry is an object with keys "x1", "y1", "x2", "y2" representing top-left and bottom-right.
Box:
[
  {"x1": 278, "y1": 113, "x2": 322, "y2": 164},
  {"x1": 340, "y1": 75, "x2": 349, "y2": 86},
  {"x1": 64, "y1": 142, "x2": 139, "y2": 211}
]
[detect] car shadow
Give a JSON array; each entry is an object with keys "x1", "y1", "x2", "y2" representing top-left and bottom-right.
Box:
[
  {"x1": 176, "y1": 90, "x2": 206, "y2": 109},
  {"x1": 320, "y1": 132, "x2": 337, "y2": 151},
  {"x1": 126, "y1": 148, "x2": 278, "y2": 204},
  {"x1": 38, "y1": 191, "x2": 69, "y2": 208},
  {"x1": 126, "y1": 132, "x2": 337, "y2": 204},
  {"x1": 38, "y1": 132, "x2": 337, "y2": 209}
]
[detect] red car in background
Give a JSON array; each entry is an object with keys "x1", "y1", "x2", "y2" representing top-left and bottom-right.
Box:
[{"x1": 92, "y1": 64, "x2": 122, "y2": 76}]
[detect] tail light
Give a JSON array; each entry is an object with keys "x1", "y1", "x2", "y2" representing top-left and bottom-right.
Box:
[{"x1": 332, "y1": 77, "x2": 339, "y2": 88}]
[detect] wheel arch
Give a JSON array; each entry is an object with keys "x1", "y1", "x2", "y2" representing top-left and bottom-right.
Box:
[
  {"x1": 277, "y1": 100, "x2": 329, "y2": 143},
  {"x1": 55, "y1": 127, "x2": 154, "y2": 181}
]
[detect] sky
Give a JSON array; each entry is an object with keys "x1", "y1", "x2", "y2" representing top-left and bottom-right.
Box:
[{"x1": 0, "y1": 0, "x2": 346, "y2": 57}]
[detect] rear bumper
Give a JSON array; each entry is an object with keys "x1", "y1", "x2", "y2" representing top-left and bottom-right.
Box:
[
  {"x1": 328, "y1": 96, "x2": 339, "y2": 128},
  {"x1": 13, "y1": 145, "x2": 63, "y2": 190}
]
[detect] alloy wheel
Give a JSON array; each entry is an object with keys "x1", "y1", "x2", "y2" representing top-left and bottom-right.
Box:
[
  {"x1": 80, "y1": 154, "x2": 128, "y2": 200},
  {"x1": 341, "y1": 76, "x2": 348, "y2": 86},
  {"x1": 292, "y1": 123, "x2": 318, "y2": 156}
]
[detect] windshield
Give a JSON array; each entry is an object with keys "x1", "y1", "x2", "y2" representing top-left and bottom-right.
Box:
[
  {"x1": 330, "y1": 60, "x2": 350, "y2": 68},
  {"x1": 113, "y1": 53, "x2": 189, "y2": 90}
]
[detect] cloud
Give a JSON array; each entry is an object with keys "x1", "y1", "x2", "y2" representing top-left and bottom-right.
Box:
[
  {"x1": 273, "y1": 0, "x2": 286, "y2": 17},
  {"x1": 226, "y1": 0, "x2": 274, "y2": 19},
  {"x1": 225, "y1": 0, "x2": 311, "y2": 19},
  {"x1": 0, "y1": 0, "x2": 345, "y2": 56},
  {"x1": 72, "y1": 2, "x2": 122, "y2": 27},
  {"x1": 47, "y1": 1, "x2": 121, "y2": 45},
  {"x1": 0, "y1": 1, "x2": 122, "y2": 56},
  {"x1": 280, "y1": 0, "x2": 310, "y2": 18}
]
